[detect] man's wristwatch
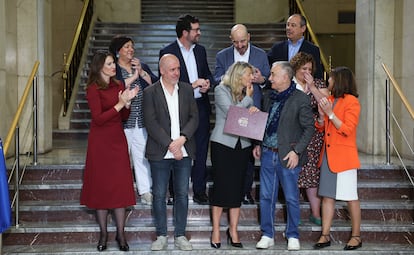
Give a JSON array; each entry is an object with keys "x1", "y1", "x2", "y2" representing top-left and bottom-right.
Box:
[{"x1": 328, "y1": 113, "x2": 335, "y2": 120}]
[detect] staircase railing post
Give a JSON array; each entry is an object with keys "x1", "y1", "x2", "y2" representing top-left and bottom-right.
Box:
[
  {"x1": 14, "y1": 127, "x2": 20, "y2": 228},
  {"x1": 385, "y1": 78, "x2": 391, "y2": 165},
  {"x1": 33, "y1": 74, "x2": 38, "y2": 166}
]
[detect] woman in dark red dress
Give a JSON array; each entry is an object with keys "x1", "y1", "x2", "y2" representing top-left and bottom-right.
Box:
[{"x1": 80, "y1": 51, "x2": 138, "y2": 252}]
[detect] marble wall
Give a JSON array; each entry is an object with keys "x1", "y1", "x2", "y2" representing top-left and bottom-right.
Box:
[
  {"x1": 356, "y1": 0, "x2": 414, "y2": 158},
  {"x1": 0, "y1": 0, "x2": 53, "y2": 154},
  {"x1": 235, "y1": 0, "x2": 288, "y2": 23}
]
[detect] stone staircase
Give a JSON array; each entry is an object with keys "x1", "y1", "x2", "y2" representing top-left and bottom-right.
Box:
[
  {"x1": 3, "y1": 156, "x2": 414, "y2": 254},
  {"x1": 23, "y1": 1, "x2": 414, "y2": 254},
  {"x1": 141, "y1": 0, "x2": 234, "y2": 23},
  {"x1": 53, "y1": 21, "x2": 286, "y2": 138}
]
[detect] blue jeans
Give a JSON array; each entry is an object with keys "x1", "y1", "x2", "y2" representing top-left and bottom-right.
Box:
[
  {"x1": 150, "y1": 157, "x2": 191, "y2": 237},
  {"x1": 259, "y1": 147, "x2": 301, "y2": 239}
]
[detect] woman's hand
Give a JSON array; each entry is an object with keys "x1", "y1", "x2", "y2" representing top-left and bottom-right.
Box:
[
  {"x1": 245, "y1": 84, "x2": 254, "y2": 97},
  {"x1": 248, "y1": 106, "x2": 259, "y2": 114},
  {"x1": 303, "y1": 72, "x2": 315, "y2": 94},
  {"x1": 252, "y1": 145, "x2": 261, "y2": 159},
  {"x1": 318, "y1": 97, "x2": 333, "y2": 116}
]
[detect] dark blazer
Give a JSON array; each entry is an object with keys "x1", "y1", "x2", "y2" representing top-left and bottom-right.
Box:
[
  {"x1": 159, "y1": 40, "x2": 213, "y2": 113},
  {"x1": 214, "y1": 44, "x2": 270, "y2": 107},
  {"x1": 267, "y1": 40, "x2": 323, "y2": 79},
  {"x1": 262, "y1": 87, "x2": 314, "y2": 168},
  {"x1": 143, "y1": 80, "x2": 199, "y2": 161},
  {"x1": 214, "y1": 44, "x2": 270, "y2": 84}
]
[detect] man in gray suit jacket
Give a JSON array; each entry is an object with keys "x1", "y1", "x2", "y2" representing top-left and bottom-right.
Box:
[
  {"x1": 215, "y1": 24, "x2": 270, "y2": 107},
  {"x1": 253, "y1": 61, "x2": 314, "y2": 251},
  {"x1": 214, "y1": 24, "x2": 270, "y2": 204},
  {"x1": 143, "y1": 54, "x2": 199, "y2": 251}
]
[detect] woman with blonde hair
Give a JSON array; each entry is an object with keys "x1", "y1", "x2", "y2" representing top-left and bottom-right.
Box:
[{"x1": 209, "y1": 61, "x2": 259, "y2": 249}]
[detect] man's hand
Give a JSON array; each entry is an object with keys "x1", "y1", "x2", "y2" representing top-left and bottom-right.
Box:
[
  {"x1": 283, "y1": 151, "x2": 299, "y2": 169},
  {"x1": 168, "y1": 136, "x2": 186, "y2": 160}
]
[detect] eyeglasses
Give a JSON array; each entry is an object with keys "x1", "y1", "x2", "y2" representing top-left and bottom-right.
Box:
[{"x1": 189, "y1": 28, "x2": 201, "y2": 32}]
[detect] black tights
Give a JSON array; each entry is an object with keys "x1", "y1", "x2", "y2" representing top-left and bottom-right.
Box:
[{"x1": 96, "y1": 208, "x2": 127, "y2": 245}]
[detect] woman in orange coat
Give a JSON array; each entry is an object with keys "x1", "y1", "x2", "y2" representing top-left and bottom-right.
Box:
[{"x1": 311, "y1": 67, "x2": 362, "y2": 251}]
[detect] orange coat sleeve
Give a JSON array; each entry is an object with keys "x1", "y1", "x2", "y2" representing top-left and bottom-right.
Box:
[{"x1": 318, "y1": 95, "x2": 361, "y2": 173}]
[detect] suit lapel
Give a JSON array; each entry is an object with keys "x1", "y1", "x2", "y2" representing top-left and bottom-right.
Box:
[
  {"x1": 172, "y1": 41, "x2": 190, "y2": 83},
  {"x1": 154, "y1": 82, "x2": 169, "y2": 114}
]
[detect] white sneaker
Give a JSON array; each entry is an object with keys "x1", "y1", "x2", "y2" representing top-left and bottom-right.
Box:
[
  {"x1": 174, "y1": 236, "x2": 193, "y2": 251},
  {"x1": 151, "y1": 236, "x2": 167, "y2": 251},
  {"x1": 141, "y1": 192, "x2": 153, "y2": 206},
  {"x1": 287, "y1": 237, "x2": 300, "y2": 250},
  {"x1": 256, "y1": 235, "x2": 275, "y2": 249}
]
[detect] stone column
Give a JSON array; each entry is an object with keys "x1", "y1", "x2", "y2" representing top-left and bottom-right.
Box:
[
  {"x1": 355, "y1": 0, "x2": 395, "y2": 155},
  {"x1": 16, "y1": 0, "x2": 52, "y2": 154}
]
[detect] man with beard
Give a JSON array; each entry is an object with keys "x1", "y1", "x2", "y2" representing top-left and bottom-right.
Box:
[{"x1": 159, "y1": 14, "x2": 213, "y2": 205}]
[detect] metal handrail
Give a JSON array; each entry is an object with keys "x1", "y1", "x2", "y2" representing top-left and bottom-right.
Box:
[
  {"x1": 381, "y1": 63, "x2": 414, "y2": 119},
  {"x1": 291, "y1": 0, "x2": 330, "y2": 74},
  {"x1": 381, "y1": 63, "x2": 414, "y2": 187},
  {"x1": 4, "y1": 60, "x2": 40, "y2": 229},
  {"x1": 62, "y1": 0, "x2": 94, "y2": 116},
  {"x1": 4, "y1": 61, "x2": 40, "y2": 154}
]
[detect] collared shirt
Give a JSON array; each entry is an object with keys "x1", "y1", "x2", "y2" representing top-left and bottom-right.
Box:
[
  {"x1": 293, "y1": 77, "x2": 310, "y2": 95},
  {"x1": 233, "y1": 43, "x2": 250, "y2": 63},
  {"x1": 160, "y1": 77, "x2": 188, "y2": 159},
  {"x1": 288, "y1": 36, "x2": 304, "y2": 60},
  {"x1": 177, "y1": 39, "x2": 202, "y2": 98},
  {"x1": 119, "y1": 66, "x2": 144, "y2": 129}
]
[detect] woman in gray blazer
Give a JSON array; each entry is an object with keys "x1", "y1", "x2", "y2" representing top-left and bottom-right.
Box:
[{"x1": 210, "y1": 61, "x2": 259, "y2": 249}]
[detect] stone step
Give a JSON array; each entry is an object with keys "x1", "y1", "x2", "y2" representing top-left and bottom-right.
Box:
[
  {"x1": 3, "y1": 220, "x2": 413, "y2": 245},
  {"x1": 3, "y1": 242, "x2": 414, "y2": 255},
  {"x1": 12, "y1": 178, "x2": 413, "y2": 201},
  {"x1": 141, "y1": 0, "x2": 234, "y2": 23},
  {"x1": 15, "y1": 200, "x2": 413, "y2": 223},
  {"x1": 18, "y1": 164, "x2": 413, "y2": 181}
]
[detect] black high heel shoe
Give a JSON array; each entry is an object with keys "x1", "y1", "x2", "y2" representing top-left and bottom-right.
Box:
[
  {"x1": 97, "y1": 233, "x2": 107, "y2": 252},
  {"x1": 313, "y1": 234, "x2": 331, "y2": 249},
  {"x1": 344, "y1": 236, "x2": 362, "y2": 250},
  {"x1": 210, "y1": 231, "x2": 221, "y2": 249},
  {"x1": 226, "y1": 228, "x2": 243, "y2": 248},
  {"x1": 116, "y1": 234, "x2": 130, "y2": 252}
]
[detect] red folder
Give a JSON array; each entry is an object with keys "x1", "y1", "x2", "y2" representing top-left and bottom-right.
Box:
[{"x1": 223, "y1": 105, "x2": 268, "y2": 141}]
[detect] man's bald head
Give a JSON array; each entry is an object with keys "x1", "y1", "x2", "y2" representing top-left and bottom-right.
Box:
[{"x1": 230, "y1": 24, "x2": 250, "y2": 55}]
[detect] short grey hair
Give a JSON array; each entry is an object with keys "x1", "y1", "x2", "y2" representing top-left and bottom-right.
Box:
[{"x1": 272, "y1": 61, "x2": 294, "y2": 80}]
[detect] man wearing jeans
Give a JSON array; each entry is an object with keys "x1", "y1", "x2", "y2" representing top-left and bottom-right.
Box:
[
  {"x1": 253, "y1": 61, "x2": 314, "y2": 250},
  {"x1": 143, "y1": 54, "x2": 199, "y2": 251}
]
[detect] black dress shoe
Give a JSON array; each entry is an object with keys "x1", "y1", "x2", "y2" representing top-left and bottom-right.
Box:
[
  {"x1": 193, "y1": 193, "x2": 209, "y2": 205},
  {"x1": 242, "y1": 193, "x2": 255, "y2": 204},
  {"x1": 116, "y1": 235, "x2": 130, "y2": 252},
  {"x1": 97, "y1": 243, "x2": 107, "y2": 252},
  {"x1": 313, "y1": 234, "x2": 331, "y2": 249},
  {"x1": 97, "y1": 233, "x2": 107, "y2": 252},
  {"x1": 210, "y1": 241, "x2": 221, "y2": 249},
  {"x1": 210, "y1": 232, "x2": 221, "y2": 249},
  {"x1": 226, "y1": 228, "x2": 243, "y2": 248},
  {"x1": 344, "y1": 236, "x2": 362, "y2": 250}
]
